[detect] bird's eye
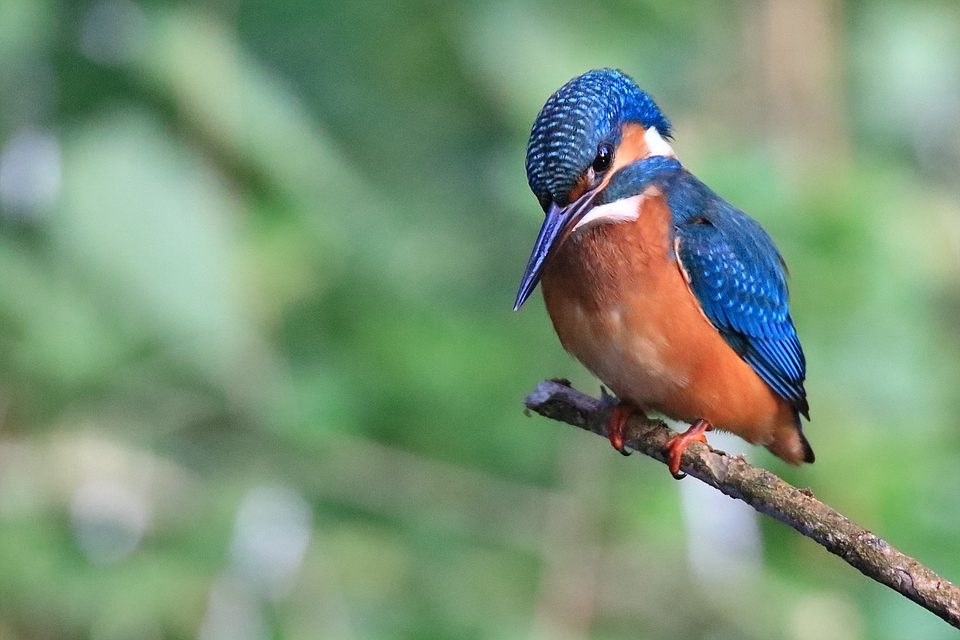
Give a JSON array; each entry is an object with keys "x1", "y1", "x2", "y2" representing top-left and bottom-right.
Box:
[{"x1": 592, "y1": 143, "x2": 614, "y2": 173}]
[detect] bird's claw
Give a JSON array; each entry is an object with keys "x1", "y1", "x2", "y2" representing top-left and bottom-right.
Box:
[
  {"x1": 607, "y1": 403, "x2": 636, "y2": 456},
  {"x1": 663, "y1": 418, "x2": 711, "y2": 478}
]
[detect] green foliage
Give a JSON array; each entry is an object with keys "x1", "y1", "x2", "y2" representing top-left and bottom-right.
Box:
[{"x1": 0, "y1": 0, "x2": 958, "y2": 638}]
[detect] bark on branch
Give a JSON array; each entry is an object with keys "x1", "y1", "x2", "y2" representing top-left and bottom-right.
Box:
[{"x1": 523, "y1": 379, "x2": 960, "y2": 628}]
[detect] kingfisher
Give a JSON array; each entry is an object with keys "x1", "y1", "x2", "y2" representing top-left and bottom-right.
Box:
[{"x1": 515, "y1": 69, "x2": 813, "y2": 477}]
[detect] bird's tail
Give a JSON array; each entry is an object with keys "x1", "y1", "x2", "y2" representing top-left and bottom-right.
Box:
[{"x1": 765, "y1": 409, "x2": 815, "y2": 465}]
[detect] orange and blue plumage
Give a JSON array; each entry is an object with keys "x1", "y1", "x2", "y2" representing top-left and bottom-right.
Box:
[{"x1": 515, "y1": 69, "x2": 813, "y2": 474}]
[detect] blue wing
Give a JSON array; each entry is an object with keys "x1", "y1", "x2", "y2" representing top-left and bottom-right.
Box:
[{"x1": 666, "y1": 172, "x2": 809, "y2": 417}]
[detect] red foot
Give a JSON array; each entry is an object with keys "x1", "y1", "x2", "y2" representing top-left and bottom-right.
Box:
[
  {"x1": 664, "y1": 419, "x2": 711, "y2": 479},
  {"x1": 608, "y1": 404, "x2": 636, "y2": 456}
]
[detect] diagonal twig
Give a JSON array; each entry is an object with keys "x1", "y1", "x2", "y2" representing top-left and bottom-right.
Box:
[{"x1": 523, "y1": 379, "x2": 960, "y2": 628}]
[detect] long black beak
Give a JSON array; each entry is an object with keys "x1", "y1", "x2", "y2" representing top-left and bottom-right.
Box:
[{"x1": 514, "y1": 188, "x2": 600, "y2": 310}]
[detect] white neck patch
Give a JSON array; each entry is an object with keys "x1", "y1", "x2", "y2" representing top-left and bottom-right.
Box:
[
  {"x1": 572, "y1": 193, "x2": 644, "y2": 233},
  {"x1": 644, "y1": 127, "x2": 675, "y2": 158}
]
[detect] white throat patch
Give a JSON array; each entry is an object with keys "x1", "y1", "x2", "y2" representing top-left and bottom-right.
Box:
[
  {"x1": 644, "y1": 127, "x2": 675, "y2": 158},
  {"x1": 572, "y1": 193, "x2": 644, "y2": 232}
]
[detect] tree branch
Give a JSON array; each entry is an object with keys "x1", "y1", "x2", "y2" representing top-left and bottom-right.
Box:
[{"x1": 524, "y1": 379, "x2": 960, "y2": 628}]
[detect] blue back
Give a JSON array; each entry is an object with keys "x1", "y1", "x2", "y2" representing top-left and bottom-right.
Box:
[{"x1": 611, "y1": 157, "x2": 809, "y2": 417}]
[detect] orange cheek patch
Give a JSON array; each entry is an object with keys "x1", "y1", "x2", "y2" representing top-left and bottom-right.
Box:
[
  {"x1": 590, "y1": 123, "x2": 653, "y2": 195},
  {"x1": 608, "y1": 123, "x2": 652, "y2": 174},
  {"x1": 568, "y1": 124, "x2": 655, "y2": 201}
]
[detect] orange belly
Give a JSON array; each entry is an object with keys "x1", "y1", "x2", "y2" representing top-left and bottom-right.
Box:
[{"x1": 540, "y1": 194, "x2": 807, "y2": 464}]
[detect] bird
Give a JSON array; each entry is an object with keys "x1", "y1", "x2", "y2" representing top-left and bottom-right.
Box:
[{"x1": 514, "y1": 69, "x2": 813, "y2": 477}]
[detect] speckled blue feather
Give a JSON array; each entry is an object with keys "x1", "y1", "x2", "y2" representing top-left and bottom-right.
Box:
[
  {"x1": 670, "y1": 175, "x2": 808, "y2": 418},
  {"x1": 598, "y1": 156, "x2": 809, "y2": 417},
  {"x1": 526, "y1": 69, "x2": 671, "y2": 207}
]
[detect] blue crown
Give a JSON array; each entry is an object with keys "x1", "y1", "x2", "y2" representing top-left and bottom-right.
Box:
[{"x1": 525, "y1": 69, "x2": 671, "y2": 207}]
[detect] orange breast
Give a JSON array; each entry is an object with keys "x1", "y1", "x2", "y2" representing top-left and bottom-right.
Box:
[{"x1": 540, "y1": 192, "x2": 807, "y2": 464}]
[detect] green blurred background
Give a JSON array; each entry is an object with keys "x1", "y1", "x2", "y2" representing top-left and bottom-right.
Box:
[{"x1": 0, "y1": 0, "x2": 959, "y2": 638}]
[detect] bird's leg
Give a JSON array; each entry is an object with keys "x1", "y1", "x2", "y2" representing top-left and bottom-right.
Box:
[
  {"x1": 663, "y1": 419, "x2": 711, "y2": 479},
  {"x1": 607, "y1": 402, "x2": 638, "y2": 456}
]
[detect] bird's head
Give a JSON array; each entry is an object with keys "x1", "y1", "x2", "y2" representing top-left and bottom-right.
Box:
[{"x1": 515, "y1": 69, "x2": 677, "y2": 309}]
